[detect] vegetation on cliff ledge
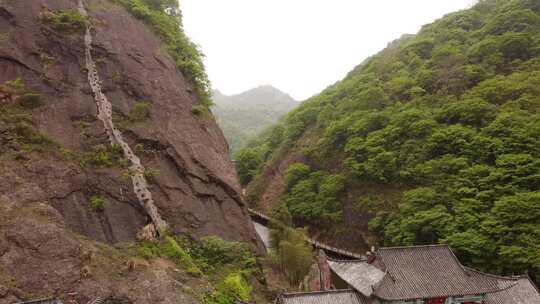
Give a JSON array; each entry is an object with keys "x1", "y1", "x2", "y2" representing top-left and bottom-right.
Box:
[
  {"x1": 269, "y1": 223, "x2": 313, "y2": 285},
  {"x1": 137, "y1": 235, "x2": 257, "y2": 304},
  {"x1": 0, "y1": 79, "x2": 56, "y2": 155},
  {"x1": 40, "y1": 9, "x2": 88, "y2": 33},
  {"x1": 239, "y1": 0, "x2": 540, "y2": 281},
  {"x1": 115, "y1": 0, "x2": 212, "y2": 108}
]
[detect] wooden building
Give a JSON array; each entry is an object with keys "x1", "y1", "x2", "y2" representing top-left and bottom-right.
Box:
[{"x1": 277, "y1": 245, "x2": 540, "y2": 304}]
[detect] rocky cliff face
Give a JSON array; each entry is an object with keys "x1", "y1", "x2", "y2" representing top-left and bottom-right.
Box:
[{"x1": 0, "y1": 0, "x2": 260, "y2": 302}]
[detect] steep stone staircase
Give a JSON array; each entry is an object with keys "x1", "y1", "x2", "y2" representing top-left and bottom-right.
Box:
[
  {"x1": 86, "y1": 297, "x2": 105, "y2": 304},
  {"x1": 77, "y1": 0, "x2": 167, "y2": 234}
]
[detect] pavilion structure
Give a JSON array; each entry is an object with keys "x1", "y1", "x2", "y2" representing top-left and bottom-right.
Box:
[{"x1": 277, "y1": 244, "x2": 540, "y2": 304}]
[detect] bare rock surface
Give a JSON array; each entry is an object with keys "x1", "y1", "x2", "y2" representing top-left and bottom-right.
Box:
[{"x1": 0, "y1": 0, "x2": 261, "y2": 301}]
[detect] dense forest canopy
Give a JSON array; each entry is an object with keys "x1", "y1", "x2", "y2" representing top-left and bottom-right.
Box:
[{"x1": 238, "y1": 0, "x2": 540, "y2": 281}]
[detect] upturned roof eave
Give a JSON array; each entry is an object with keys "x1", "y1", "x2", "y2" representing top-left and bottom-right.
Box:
[
  {"x1": 373, "y1": 285, "x2": 513, "y2": 301},
  {"x1": 327, "y1": 259, "x2": 386, "y2": 297},
  {"x1": 371, "y1": 245, "x2": 519, "y2": 301}
]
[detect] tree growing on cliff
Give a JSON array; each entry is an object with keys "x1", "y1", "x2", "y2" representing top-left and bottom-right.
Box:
[
  {"x1": 270, "y1": 227, "x2": 313, "y2": 285},
  {"x1": 235, "y1": 148, "x2": 262, "y2": 185}
]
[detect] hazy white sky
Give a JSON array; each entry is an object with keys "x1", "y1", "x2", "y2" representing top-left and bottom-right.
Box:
[{"x1": 182, "y1": 0, "x2": 476, "y2": 101}]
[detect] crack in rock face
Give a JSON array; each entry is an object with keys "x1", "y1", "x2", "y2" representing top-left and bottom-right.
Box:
[{"x1": 78, "y1": 0, "x2": 168, "y2": 234}]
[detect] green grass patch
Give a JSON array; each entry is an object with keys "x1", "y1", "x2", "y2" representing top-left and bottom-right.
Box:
[
  {"x1": 81, "y1": 144, "x2": 126, "y2": 168},
  {"x1": 4, "y1": 78, "x2": 25, "y2": 91},
  {"x1": 136, "y1": 236, "x2": 202, "y2": 276},
  {"x1": 14, "y1": 152, "x2": 28, "y2": 162},
  {"x1": 162, "y1": 236, "x2": 202, "y2": 276},
  {"x1": 130, "y1": 101, "x2": 151, "y2": 121},
  {"x1": 134, "y1": 143, "x2": 146, "y2": 154},
  {"x1": 40, "y1": 53, "x2": 56, "y2": 69},
  {"x1": 0, "y1": 32, "x2": 9, "y2": 43},
  {"x1": 114, "y1": 0, "x2": 212, "y2": 108},
  {"x1": 202, "y1": 273, "x2": 252, "y2": 304},
  {"x1": 143, "y1": 167, "x2": 160, "y2": 179},
  {"x1": 135, "y1": 235, "x2": 257, "y2": 279},
  {"x1": 20, "y1": 93, "x2": 43, "y2": 109},
  {"x1": 40, "y1": 10, "x2": 88, "y2": 33},
  {"x1": 14, "y1": 121, "x2": 56, "y2": 150},
  {"x1": 137, "y1": 240, "x2": 160, "y2": 259},
  {"x1": 189, "y1": 236, "x2": 256, "y2": 274},
  {"x1": 0, "y1": 102, "x2": 58, "y2": 154},
  {"x1": 131, "y1": 234, "x2": 260, "y2": 303},
  {"x1": 89, "y1": 195, "x2": 107, "y2": 212},
  {"x1": 191, "y1": 104, "x2": 209, "y2": 117},
  {"x1": 112, "y1": 102, "x2": 153, "y2": 130}
]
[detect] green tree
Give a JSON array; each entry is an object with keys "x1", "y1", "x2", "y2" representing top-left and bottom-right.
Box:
[
  {"x1": 270, "y1": 227, "x2": 313, "y2": 285},
  {"x1": 241, "y1": 0, "x2": 540, "y2": 282},
  {"x1": 490, "y1": 192, "x2": 540, "y2": 275},
  {"x1": 437, "y1": 98, "x2": 497, "y2": 128},
  {"x1": 284, "y1": 163, "x2": 311, "y2": 190},
  {"x1": 234, "y1": 148, "x2": 262, "y2": 185},
  {"x1": 89, "y1": 195, "x2": 107, "y2": 212}
]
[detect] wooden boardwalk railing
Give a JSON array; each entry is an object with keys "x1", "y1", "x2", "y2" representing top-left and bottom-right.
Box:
[{"x1": 248, "y1": 208, "x2": 365, "y2": 260}]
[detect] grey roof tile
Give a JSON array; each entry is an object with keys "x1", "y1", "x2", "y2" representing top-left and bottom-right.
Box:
[
  {"x1": 278, "y1": 289, "x2": 370, "y2": 304},
  {"x1": 471, "y1": 271, "x2": 540, "y2": 304},
  {"x1": 277, "y1": 245, "x2": 540, "y2": 304},
  {"x1": 328, "y1": 259, "x2": 385, "y2": 297},
  {"x1": 372, "y1": 245, "x2": 507, "y2": 300}
]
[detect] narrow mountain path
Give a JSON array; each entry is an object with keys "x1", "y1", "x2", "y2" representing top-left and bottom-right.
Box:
[
  {"x1": 248, "y1": 209, "x2": 365, "y2": 260},
  {"x1": 253, "y1": 221, "x2": 271, "y2": 250},
  {"x1": 77, "y1": 0, "x2": 167, "y2": 233}
]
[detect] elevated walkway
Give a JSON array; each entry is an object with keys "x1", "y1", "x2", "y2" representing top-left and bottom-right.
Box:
[{"x1": 248, "y1": 208, "x2": 365, "y2": 260}]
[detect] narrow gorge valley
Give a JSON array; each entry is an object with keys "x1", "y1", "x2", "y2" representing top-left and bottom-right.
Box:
[{"x1": 0, "y1": 0, "x2": 539, "y2": 303}]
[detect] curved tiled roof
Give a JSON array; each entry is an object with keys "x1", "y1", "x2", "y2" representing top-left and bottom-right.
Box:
[
  {"x1": 276, "y1": 244, "x2": 540, "y2": 304},
  {"x1": 277, "y1": 289, "x2": 370, "y2": 304},
  {"x1": 470, "y1": 271, "x2": 540, "y2": 304},
  {"x1": 328, "y1": 259, "x2": 385, "y2": 297},
  {"x1": 371, "y1": 245, "x2": 510, "y2": 300}
]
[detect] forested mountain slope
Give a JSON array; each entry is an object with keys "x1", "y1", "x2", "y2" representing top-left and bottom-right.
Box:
[
  {"x1": 212, "y1": 86, "x2": 297, "y2": 154},
  {"x1": 239, "y1": 0, "x2": 540, "y2": 282}
]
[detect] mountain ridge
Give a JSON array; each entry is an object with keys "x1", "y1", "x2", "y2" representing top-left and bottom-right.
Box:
[
  {"x1": 240, "y1": 0, "x2": 540, "y2": 284},
  {"x1": 212, "y1": 85, "x2": 298, "y2": 154},
  {"x1": 215, "y1": 85, "x2": 296, "y2": 105}
]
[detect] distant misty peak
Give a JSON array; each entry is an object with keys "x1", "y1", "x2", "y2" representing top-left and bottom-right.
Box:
[
  {"x1": 213, "y1": 85, "x2": 297, "y2": 106},
  {"x1": 213, "y1": 89, "x2": 226, "y2": 97},
  {"x1": 242, "y1": 85, "x2": 296, "y2": 101},
  {"x1": 249, "y1": 84, "x2": 290, "y2": 95},
  {"x1": 211, "y1": 85, "x2": 299, "y2": 154}
]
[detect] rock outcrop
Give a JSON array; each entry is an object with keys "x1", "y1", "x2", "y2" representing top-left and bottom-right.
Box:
[
  {"x1": 77, "y1": 0, "x2": 167, "y2": 234},
  {"x1": 0, "y1": 0, "x2": 261, "y2": 302}
]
